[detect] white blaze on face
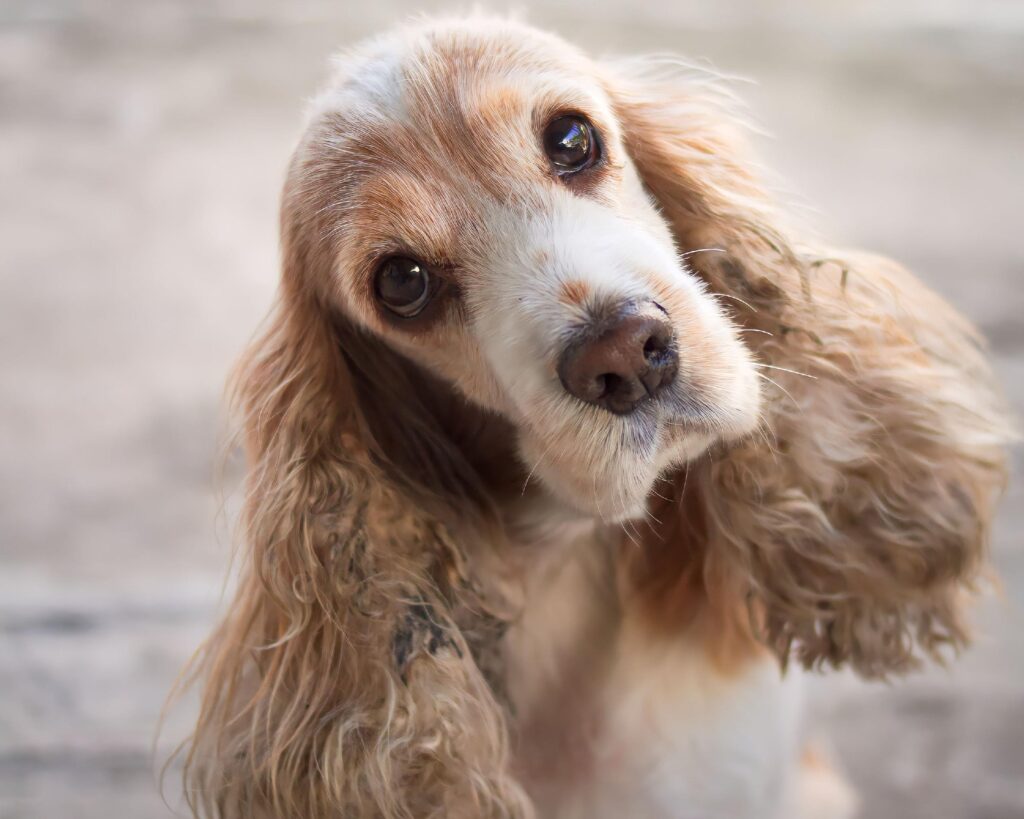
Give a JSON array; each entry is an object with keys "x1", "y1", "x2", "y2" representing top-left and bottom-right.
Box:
[
  {"x1": 457, "y1": 192, "x2": 759, "y2": 520},
  {"x1": 467, "y1": 195, "x2": 659, "y2": 419}
]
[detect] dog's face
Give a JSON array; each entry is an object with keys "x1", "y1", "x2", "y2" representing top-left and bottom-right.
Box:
[{"x1": 296, "y1": 20, "x2": 761, "y2": 520}]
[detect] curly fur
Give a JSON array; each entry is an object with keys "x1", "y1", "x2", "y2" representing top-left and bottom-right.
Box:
[
  {"x1": 607, "y1": 67, "x2": 1012, "y2": 674},
  {"x1": 181, "y1": 285, "x2": 531, "y2": 818},
  {"x1": 177, "y1": 15, "x2": 1013, "y2": 818}
]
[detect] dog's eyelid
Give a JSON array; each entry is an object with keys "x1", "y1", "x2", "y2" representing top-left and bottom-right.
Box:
[
  {"x1": 367, "y1": 249, "x2": 456, "y2": 274},
  {"x1": 537, "y1": 107, "x2": 604, "y2": 136},
  {"x1": 534, "y1": 100, "x2": 612, "y2": 137}
]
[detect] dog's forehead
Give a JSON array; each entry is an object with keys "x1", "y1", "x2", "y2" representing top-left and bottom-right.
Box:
[
  {"x1": 309, "y1": 24, "x2": 605, "y2": 179},
  {"x1": 297, "y1": 25, "x2": 613, "y2": 262},
  {"x1": 295, "y1": 22, "x2": 632, "y2": 273},
  {"x1": 318, "y1": 22, "x2": 592, "y2": 115}
]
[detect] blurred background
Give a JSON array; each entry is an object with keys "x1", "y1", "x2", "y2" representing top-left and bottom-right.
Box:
[{"x1": 1, "y1": 1, "x2": 1022, "y2": 817}]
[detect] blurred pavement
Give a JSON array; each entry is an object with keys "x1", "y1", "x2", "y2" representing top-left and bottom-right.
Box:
[{"x1": 1, "y1": 2, "x2": 1022, "y2": 817}]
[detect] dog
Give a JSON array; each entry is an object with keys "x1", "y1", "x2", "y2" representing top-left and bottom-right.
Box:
[{"x1": 180, "y1": 15, "x2": 1013, "y2": 819}]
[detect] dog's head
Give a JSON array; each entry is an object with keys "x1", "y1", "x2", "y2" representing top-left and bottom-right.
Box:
[
  {"x1": 280, "y1": 17, "x2": 761, "y2": 520},
  {"x1": 231, "y1": 16, "x2": 1009, "y2": 683}
]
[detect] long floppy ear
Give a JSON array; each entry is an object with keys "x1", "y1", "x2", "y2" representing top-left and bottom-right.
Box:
[
  {"x1": 180, "y1": 149, "x2": 529, "y2": 817},
  {"x1": 606, "y1": 59, "x2": 1014, "y2": 677}
]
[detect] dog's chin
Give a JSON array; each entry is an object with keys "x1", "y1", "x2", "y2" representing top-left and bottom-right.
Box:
[
  {"x1": 519, "y1": 424, "x2": 723, "y2": 524},
  {"x1": 514, "y1": 367, "x2": 762, "y2": 523}
]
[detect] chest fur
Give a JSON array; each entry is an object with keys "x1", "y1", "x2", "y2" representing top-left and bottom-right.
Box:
[{"x1": 501, "y1": 538, "x2": 803, "y2": 819}]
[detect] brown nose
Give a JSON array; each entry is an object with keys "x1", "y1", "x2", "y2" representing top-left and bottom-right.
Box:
[{"x1": 557, "y1": 309, "x2": 678, "y2": 415}]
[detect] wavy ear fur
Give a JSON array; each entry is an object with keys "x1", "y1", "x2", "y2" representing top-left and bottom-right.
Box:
[
  {"x1": 181, "y1": 146, "x2": 528, "y2": 818},
  {"x1": 606, "y1": 58, "x2": 1013, "y2": 677}
]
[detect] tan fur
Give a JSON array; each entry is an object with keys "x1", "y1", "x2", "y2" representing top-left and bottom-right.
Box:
[
  {"x1": 176, "y1": 16, "x2": 1014, "y2": 818},
  {"x1": 625, "y1": 469, "x2": 768, "y2": 676},
  {"x1": 180, "y1": 195, "x2": 532, "y2": 817},
  {"x1": 605, "y1": 61, "x2": 1012, "y2": 673},
  {"x1": 558, "y1": 279, "x2": 591, "y2": 307}
]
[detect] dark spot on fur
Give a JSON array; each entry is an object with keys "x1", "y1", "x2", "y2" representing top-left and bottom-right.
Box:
[
  {"x1": 392, "y1": 626, "x2": 414, "y2": 674},
  {"x1": 392, "y1": 596, "x2": 460, "y2": 683}
]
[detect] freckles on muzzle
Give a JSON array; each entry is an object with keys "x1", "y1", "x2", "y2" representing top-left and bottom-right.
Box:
[{"x1": 556, "y1": 300, "x2": 679, "y2": 415}]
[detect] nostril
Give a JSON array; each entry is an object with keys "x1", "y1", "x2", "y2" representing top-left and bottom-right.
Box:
[
  {"x1": 598, "y1": 372, "x2": 621, "y2": 400},
  {"x1": 642, "y1": 334, "x2": 662, "y2": 359},
  {"x1": 642, "y1": 329, "x2": 671, "y2": 363}
]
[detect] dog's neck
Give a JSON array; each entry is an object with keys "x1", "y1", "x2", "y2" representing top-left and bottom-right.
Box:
[
  {"x1": 427, "y1": 377, "x2": 601, "y2": 546},
  {"x1": 365, "y1": 343, "x2": 607, "y2": 545}
]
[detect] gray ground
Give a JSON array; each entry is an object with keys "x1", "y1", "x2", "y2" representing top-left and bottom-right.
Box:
[{"x1": 1, "y1": 1, "x2": 1022, "y2": 817}]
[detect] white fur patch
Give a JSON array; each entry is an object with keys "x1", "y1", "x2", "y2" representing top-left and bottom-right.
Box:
[{"x1": 505, "y1": 540, "x2": 805, "y2": 819}]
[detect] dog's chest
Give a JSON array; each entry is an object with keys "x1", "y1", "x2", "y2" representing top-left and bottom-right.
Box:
[{"x1": 501, "y1": 541, "x2": 802, "y2": 819}]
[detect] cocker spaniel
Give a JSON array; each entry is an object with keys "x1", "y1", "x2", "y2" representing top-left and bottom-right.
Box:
[{"x1": 181, "y1": 16, "x2": 1013, "y2": 819}]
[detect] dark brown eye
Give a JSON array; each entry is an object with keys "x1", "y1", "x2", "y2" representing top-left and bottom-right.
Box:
[
  {"x1": 543, "y1": 115, "x2": 599, "y2": 174},
  {"x1": 374, "y1": 256, "x2": 431, "y2": 317}
]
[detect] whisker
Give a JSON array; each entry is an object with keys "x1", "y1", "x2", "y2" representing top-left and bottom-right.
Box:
[
  {"x1": 648, "y1": 483, "x2": 672, "y2": 503},
  {"x1": 521, "y1": 433, "x2": 560, "y2": 495},
  {"x1": 756, "y1": 371, "x2": 801, "y2": 412},
  {"x1": 756, "y1": 411, "x2": 779, "y2": 446},
  {"x1": 710, "y1": 292, "x2": 757, "y2": 313},
  {"x1": 591, "y1": 469, "x2": 609, "y2": 528},
  {"x1": 753, "y1": 415, "x2": 780, "y2": 462},
  {"x1": 627, "y1": 499, "x2": 648, "y2": 539},
  {"x1": 619, "y1": 511, "x2": 642, "y2": 549},
  {"x1": 679, "y1": 462, "x2": 691, "y2": 498},
  {"x1": 680, "y1": 247, "x2": 725, "y2": 259},
  {"x1": 755, "y1": 363, "x2": 817, "y2": 380}
]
